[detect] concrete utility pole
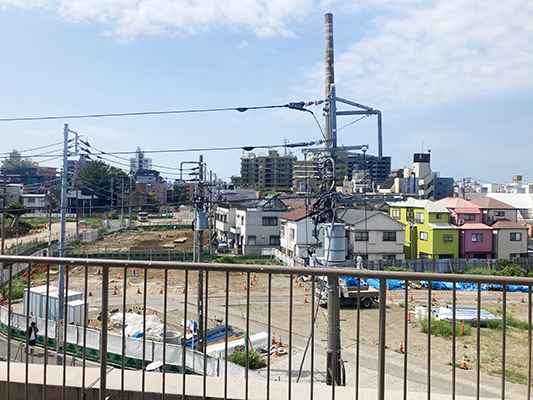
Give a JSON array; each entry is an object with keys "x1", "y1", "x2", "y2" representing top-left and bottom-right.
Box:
[
  {"x1": 129, "y1": 176, "x2": 132, "y2": 228},
  {"x1": 57, "y1": 123, "x2": 69, "y2": 364},
  {"x1": 196, "y1": 154, "x2": 205, "y2": 353}
]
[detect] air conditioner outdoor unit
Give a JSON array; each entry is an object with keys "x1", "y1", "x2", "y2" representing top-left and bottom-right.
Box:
[
  {"x1": 458, "y1": 219, "x2": 465, "y2": 225},
  {"x1": 407, "y1": 212, "x2": 413, "y2": 217}
]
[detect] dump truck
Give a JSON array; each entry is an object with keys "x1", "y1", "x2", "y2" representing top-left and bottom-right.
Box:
[{"x1": 315, "y1": 276, "x2": 379, "y2": 308}]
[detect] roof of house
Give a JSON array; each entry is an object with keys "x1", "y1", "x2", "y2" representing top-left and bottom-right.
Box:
[
  {"x1": 339, "y1": 209, "x2": 380, "y2": 225},
  {"x1": 390, "y1": 198, "x2": 450, "y2": 213},
  {"x1": 428, "y1": 223, "x2": 458, "y2": 229},
  {"x1": 491, "y1": 218, "x2": 526, "y2": 229},
  {"x1": 455, "y1": 208, "x2": 481, "y2": 214},
  {"x1": 459, "y1": 221, "x2": 492, "y2": 230},
  {"x1": 279, "y1": 207, "x2": 311, "y2": 222},
  {"x1": 435, "y1": 197, "x2": 479, "y2": 209},
  {"x1": 470, "y1": 197, "x2": 516, "y2": 209}
]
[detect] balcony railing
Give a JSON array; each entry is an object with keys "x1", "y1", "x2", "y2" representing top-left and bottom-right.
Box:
[{"x1": 0, "y1": 254, "x2": 532, "y2": 400}]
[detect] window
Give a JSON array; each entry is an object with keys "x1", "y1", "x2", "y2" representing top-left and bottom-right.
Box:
[
  {"x1": 415, "y1": 212, "x2": 424, "y2": 223},
  {"x1": 510, "y1": 232, "x2": 522, "y2": 241},
  {"x1": 248, "y1": 236, "x2": 256, "y2": 245},
  {"x1": 262, "y1": 217, "x2": 278, "y2": 226},
  {"x1": 438, "y1": 254, "x2": 453, "y2": 259},
  {"x1": 392, "y1": 209, "x2": 400, "y2": 218},
  {"x1": 354, "y1": 232, "x2": 369, "y2": 241},
  {"x1": 494, "y1": 211, "x2": 505, "y2": 217},
  {"x1": 436, "y1": 213, "x2": 442, "y2": 220},
  {"x1": 383, "y1": 232, "x2": 396, "y2": 241},
  {"x1": 464, "y1": 214, "x2": 476, "y2": 220},
  {"x1": 270, "y1": 236, "x2": 280, "y2": 245},
  {"x1": 420, "y1": 232, "x2": 428, "y2": 241},
  {"x1": 471, "y1": 233, "x2": 483, "y2": 242},
  {"x1": 290, "y1": 228, "x2": 295, "y2": 240},
  {"x1": 383, "y1": 254, "x2": 396, "y2": 260},
  {"x1": 280, "y1": 225, "x2": 285, "y2": 238},
  {"x1": 444, "y1": 236, "x2": 453, "y2": 242}
]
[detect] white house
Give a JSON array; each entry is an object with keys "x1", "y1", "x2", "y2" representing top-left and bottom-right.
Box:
[
  {"x1": 341, "y1": 209, "x2": 405, "y2": 261},
  {"x1": 279, "y1": 208, "x2": 323, "y2": 260},
  {"x1": 491, "y1": 219, "x2": 528, "y2": 259}
]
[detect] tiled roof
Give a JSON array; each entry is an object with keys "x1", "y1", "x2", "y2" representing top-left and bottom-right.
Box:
[
  {"x1": 455, "y1": 208, "x2": 481, "y2": 214},
  {"x1": 470, "y1": 197, "x2": 516, "y2": 209},
  {"x1": 459, "y1": 221, "x2": 492, "y2": 230},
  {"x1": 491, "y1": 219, "x2": 526, "y2": 229},
  {"x1": 436, "y1": 197, "x2": 479, "y2": 209},
  {"x1": 340, "y1": 209, "x2": 379, "y2": 225},
  {"x1": 280, "y1": 207, "x2": 311, "y2": 222},
  {"x1": 391, "y1": 198, "x2": 449, "y2": 213}
]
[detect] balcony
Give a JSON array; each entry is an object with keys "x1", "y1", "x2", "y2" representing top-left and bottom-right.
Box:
[{"x1": 0, "y1": 254, "x2": 532, "y2": 400}]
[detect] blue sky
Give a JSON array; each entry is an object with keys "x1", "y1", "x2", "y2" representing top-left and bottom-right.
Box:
[{"x1": 1, "y1": 0, "x2": 532, "y2": 185}]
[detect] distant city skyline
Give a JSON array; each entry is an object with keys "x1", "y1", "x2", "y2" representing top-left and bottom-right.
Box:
[{"x1": 0, "y1": 1, "x2": 532, "y2": 185}]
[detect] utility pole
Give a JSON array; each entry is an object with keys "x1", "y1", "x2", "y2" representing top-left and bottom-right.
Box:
[
  {"x1": 57, "y1": 123, "x2": 69, "y2": 364},
  {"x1": 110, "y1": 177, "x2": 114, "y2": 218},
  {"x1": 121, "y1": 178, "x2": 124, "y2": 225},
  {"x1": 196, "y1": 154, "x2": 205, "y2": 353},
  {"x1": 1, "y1": 158, "x2": 6, "y2": 256},
  {"x1": 129, "y1": 176, "x2": 132, "y2": 228}
]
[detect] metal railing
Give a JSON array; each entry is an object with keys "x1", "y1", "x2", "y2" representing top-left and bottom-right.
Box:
[{"x1": 0, "y1": 254, "x2": 532, "y2": 400}]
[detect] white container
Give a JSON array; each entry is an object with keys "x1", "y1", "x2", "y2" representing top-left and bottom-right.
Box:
[
  {"x1": 66, "y1": 299, "x2": 88, "y2": 326},
  {"x1": 323, "y1": 223, "x2": 346, "y2": 263},
  {"x1": 164, "y1": 331, "x2": 182, "y2": 344}
]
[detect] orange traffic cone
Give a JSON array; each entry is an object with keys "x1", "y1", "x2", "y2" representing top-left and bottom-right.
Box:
[
  {"x1": 432, "y1": 293, "x2": 436, "y2": 302},
  {"x1": 303, "y1": 294, "x2": 308, "y2": 304},
  {"x1": 117, "y1": 273, "x2": 120, "y2": 279},
  {"x1": 278, "y1": 335, "x2": 282, "y2": 348},
  {"x1": 274, "y1": 346, "x2": 279, "y2": 356},
  {"x1": 88, "y1": 289, "x2": 92, "y2": 297},
  {"x1": 521, "y1": 294, "x2": 525, "y2": 303},
  {"x1": 152, "y1": 310, "x2": 158, "y2": 316},
  {"x1": 224, "y1": 286, "x2": 227, "y2": 292},
  {"x1": 304, "y1": 286, "x2": 308, "y2": 292},
  {"x1": 407, "y1": 312, "x2": 411, "y2": 323},
  {"x1": 388, "y1": 291, "x2": 392, "y2": 301},
  {"x1": 253, "y1": 273, "x2": 256, "y2": 282},
  {"x1": 475, "y1": 294, "x2": 478, "y2": 301},
  {"x1": 294, "y1": 277, "x2": 298, "y2": 284},
  {"x1": 460, "y1": 354, "x2": 468, "y2": 370},
  {"x1": 398, "y1": 341, "x2": 404, "y2": 354},
  {"x1": 182, "y1": 287, "x2": 186, "y2": 294},
  {"x1": 409, "y1": 292, "x2": 413, "y2": 301},
  {"x1": 159, "y1": 287, "x2": 163, "y2": 294},
  {"x1": 272, "y1": 332, "x2": 276, "y2": 345},
  {"x1": 243, "y1": 283, "x2": 247, "y2": 290},
  {"x1": 137, "y1": 286, "x2": 141, "y2": 294},
  {"x1": 497, "y1": 294, "x2": 501, "y2": 302}
]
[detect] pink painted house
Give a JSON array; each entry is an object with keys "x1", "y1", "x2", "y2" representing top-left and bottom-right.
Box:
[{"x1": 435, "y1": 197, "x2": 493, "y2": 259}]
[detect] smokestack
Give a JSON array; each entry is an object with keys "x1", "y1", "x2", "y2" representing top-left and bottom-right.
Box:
[{"x1": 324, "y1": 13, "x2": 334, "y2": 148}]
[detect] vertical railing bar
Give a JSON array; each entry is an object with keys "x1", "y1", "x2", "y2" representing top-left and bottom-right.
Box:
[
  {"x1": 267, "y1": 272, "x2": 272, "y2": 400},
  {"x1": 502, "y1": 286, "x2": 507, "y2": 399},
  {"x1": 355, "y1": 275, "x2": 360, "y2": 400},
  {"x1": 245, "y1": 271, "x2": 250, "y2": 400},
  {"x1": 427, "y1": 282, "x2": 432, "y2": 400},
  {"x1": 25, "y1": 262, "x2": 31, "y2": 400},
  {"x1": 203, "y1": 270, "x2": 209, "y2": 400},
  {"x1": 289, "y1": 274, "x2": 294, "y2": 400},
  {"x1": 311, "y1": 275, "x2": 315, "y2": 400},
  {"x1": 452, "y1": 283, "x2": 456, "y2": 400},
  {"x1": 43, "y1": 262, "x2": 50, "y2": 400},
  {"x1": 142, "y1": 267, "x2": 147, "y2": 400},
  {"x1": 99, "y1": 266, "x2": 109, "y2": 400},
  {"x1": 162, "y1": 267, "x2": 168, "y2": 400},
  {"x1": 224, "y1": 271, "x2": 229, "y2": 400},
  {"x1": 6, "y1": 262, "x2": 13, "y2": 400},
  {"x1": 527, "y1": 286, "x2": 532, "y2": 400},
  {"x1": 182, "y1": 271, "x2": 188, "y2": 400},
  {"x1": 378, "y1": 277, "x2": 386, "y2": 400},
  {"x1": 63, "y1": 263, "x2": 69, "y2": 400},
  {"x1": 81, "y1": 264, "x2": 89, "y2": 400},
  {"x1": 121, "y1": 266, "x2": 127, "y2": 400},
  {"x1": 403, "y1": 279, "x2": 408, "y2": 400},
  {"x1": 476, "y1": 284, "x2": 481, "y2": 400}
]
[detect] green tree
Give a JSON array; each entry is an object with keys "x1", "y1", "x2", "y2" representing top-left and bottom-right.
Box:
[
  {"x1": 77, "y1": 161, "x2": 136, "y2": 207},
  {"x1": 172, "y1": 183, "x2": 186, "y2": 203},
  {"x1": 7, "y1": 203, "x2": 27, "y2": 227},
  {"x1": 147, "y1": 192, "x2": 160, "y2": 213}
]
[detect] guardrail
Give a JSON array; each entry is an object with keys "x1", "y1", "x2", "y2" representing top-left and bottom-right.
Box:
[{"x1": 0, "y1": 255, "x2": 532, "y2": 400}]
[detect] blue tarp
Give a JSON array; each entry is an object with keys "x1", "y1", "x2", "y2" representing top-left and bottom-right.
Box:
[
  {"x1": 420, "y1": 281, "x2": 490, "y2": 291},
  {"x1": 183, "y1": 325, "x2": 243, "y2": 349},
  {"x1": 339, "y1": 277, "x2": 368, "y2": 287},
  {"x1": 365, "y1": 278, "x2": 405, "y2": 290},
  {"x1": 490, "y1": 284, "x2": 530, "y2": 293},
  {"x1": 131, "y1": 332, "x2": 143, "y2": 338}
]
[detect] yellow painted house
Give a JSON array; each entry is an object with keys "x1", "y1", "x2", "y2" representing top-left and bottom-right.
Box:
[{"x1": 389, "y1": 198, "x2": 459, "y2": 259}]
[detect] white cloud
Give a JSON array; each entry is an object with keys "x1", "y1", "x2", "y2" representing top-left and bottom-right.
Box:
[
  {"x1": 305, "y1": 0, "x2": 533, "y2": 110},
  {"x1": 0, "y1": 0, "x2": 315, "y2": 38},
  {"x1": 236, "y1": 40, "x2": 249, "y2": 50}
]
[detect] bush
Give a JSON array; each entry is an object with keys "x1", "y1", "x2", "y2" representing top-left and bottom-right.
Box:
[
  {"x1": 9, "y1": 279, "x2": 28, "y2": 300},
  {"x1": 420, "y1": 317, "x2": 471, "y2": 339},
  {"x1": 383, "y1": 266, "x2": 412, "y2": 272},
  {"x1": 216, "y1": 255, "x2": 237, "y2": 264},
  {"x1": 227, "y1": 348, "x2": 266, "y2": 370},
  {"x1": 496, "y1": 262, "x2": 528, "y2": 277}
]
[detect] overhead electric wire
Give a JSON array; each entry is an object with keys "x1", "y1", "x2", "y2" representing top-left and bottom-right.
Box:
[
  {"x1": 0, "y1": 141, "x2": 64, "y2": 156},
  {"x1": 337, "y1": 114, "x2": 370, "y2": 132}
]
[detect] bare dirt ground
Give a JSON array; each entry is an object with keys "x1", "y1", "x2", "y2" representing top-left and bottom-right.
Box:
[{"x1": 29, "y1": 228, "x2": 532, "y2": 386}]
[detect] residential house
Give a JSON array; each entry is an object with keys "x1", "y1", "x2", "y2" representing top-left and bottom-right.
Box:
[
  {"x1": 491, "y1": 219, "x2": 528, "y2": 259},
  {"x1": 341, "y1": 209, "x2": 405, "y2": 261},
  {"x1": 389, "y1": 198, "x2": 459, "y2": 259},
  {"x1": 435, "y1": 197, "x2": 492, "y2": 259},
  {"x1": 21, "y1": 194, "x2": 49, "y2": 215},
  {"x1": 67, "y1": 189, "x2": 98, "y2": 216},
  {"x1": 470, "y1": 196, "x2": 519, "y2": 225},
  {"x1": 279, "y1": 207, "x2": 323, "y2": 260}
]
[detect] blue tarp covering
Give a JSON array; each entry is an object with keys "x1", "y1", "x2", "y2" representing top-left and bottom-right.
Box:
[
  {"x1": 339, "y1": 277, "x2": 368, "y2": 287},
  {"x1": 183, "y1": 325, "x2": 243, "y2": 349},
  {"x1": 131, "y1": 332, "x2": 143, "y2": 338},
  {"x1": 365, "y1": 278, "x2": 405, "y2": 290},
  {"x1": 420, "y1": 281, "x2": 490, "y2": 291},
  {"x1": 490, "y1": 284, "x2": 530, "y2": 293}
]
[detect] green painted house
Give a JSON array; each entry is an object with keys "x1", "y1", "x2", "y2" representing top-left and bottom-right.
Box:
[{"x1": 389, "y1": 198, "x2": 459, "y2": 259}]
